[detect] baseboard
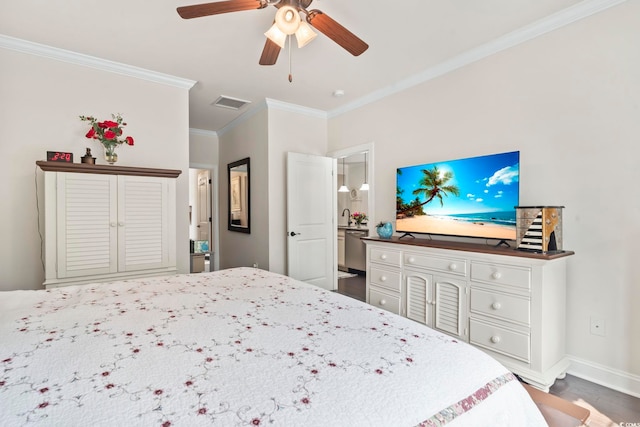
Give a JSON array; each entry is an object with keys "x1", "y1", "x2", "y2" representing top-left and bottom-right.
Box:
[{"x1": 567, "y1": 355, "x2": 640, "y2": 398}]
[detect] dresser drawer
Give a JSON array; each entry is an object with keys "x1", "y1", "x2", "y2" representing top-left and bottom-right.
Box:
[
  {"x1": 369, "y1": 267, "x2": 402, "y2": 292},
  {"x1": 370, "y1": 247, "x2": 402, "y2": 267},
  {"x1": 404, "y1": 252, "x2": 467, "y2": 276},
  {"x1": 470, "y1": 319, "x2": 530, "y2": 363},
  {"x1": 471, "y1": 262, "x2": 531, "y2": 289},
  {"x1": 368, "y1": 288, "x2": 401, "y2": 315},
  {"x1": 470, "y1": 288, "x2": 530, "y2": 326}
]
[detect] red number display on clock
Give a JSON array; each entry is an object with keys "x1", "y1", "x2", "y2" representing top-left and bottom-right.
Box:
[{"x1": 47, "y1": 151, "x2": 74, "y2": 163}]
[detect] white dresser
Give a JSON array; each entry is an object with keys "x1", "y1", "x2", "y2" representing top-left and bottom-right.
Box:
[
  {"x1": 37, "y1": 161, "x2": 181, "y2": 288},
  {"x1": 364, "y1": 237, "x2": 574, "y2": 391}
]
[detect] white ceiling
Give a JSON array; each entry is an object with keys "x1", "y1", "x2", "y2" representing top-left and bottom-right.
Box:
[{"x1": 1, "y1": 0, "x2": 588, "y2": 132}]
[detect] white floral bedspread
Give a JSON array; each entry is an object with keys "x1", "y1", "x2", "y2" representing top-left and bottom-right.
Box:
[{"x1": 0, "y1": 267, "x2": 546, "y2": 426}]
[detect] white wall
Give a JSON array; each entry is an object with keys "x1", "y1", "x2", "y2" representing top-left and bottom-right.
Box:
[
  {"x1": 189, "y1": 129, "x2": 219, "y2": 167},
  {"x1": 267, "y1": 104, "x2": 328, "y2": 274},
  {"x1": 328, "y1": 1, "x2": 640, "y2": 394},
  {"x1": 218, "y1": 108, "x2": 270, "y2": 270},
  {"x1": 0, "y1": 44, "x2": 192, "y2": 291},
  {"x1": 217, "y1": 102, "x2": 328, "y2": 273}
]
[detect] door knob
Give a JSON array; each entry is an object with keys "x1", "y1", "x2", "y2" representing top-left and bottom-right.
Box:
[{"x1": 289, "y1": 231, "x2": 301, "y2": 237}]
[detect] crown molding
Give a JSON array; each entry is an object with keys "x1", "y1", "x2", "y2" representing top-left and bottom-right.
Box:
[
  {"x1": 217, "y1": 100, "x2": 269, "y2": 137},
  {"x1": 328, "y1": 0, "x2": 629, "y2": 119},
  {"x1": 264, "y1": 98, "x2": 327, "y2": 119},
  {"x1": 189, "y1": 128, "x2": 218, "y2": 138},
  {"x1": 0, "y1": 34, "x2": 196, "y2": 90},
  {"x1": 218, "y1": 98, "x2": 327, "y2": 136}
]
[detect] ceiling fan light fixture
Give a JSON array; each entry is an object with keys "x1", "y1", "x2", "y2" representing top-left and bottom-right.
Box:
[
  {"x1": 295, "y1": 21, "x2": 317, "y2": 48},
  {"x1": 265, "y1": 23, "x2": 287, "y2": 49},
  {"x1": 275, "y1": 5, "x2": 301, "y2": 35}
]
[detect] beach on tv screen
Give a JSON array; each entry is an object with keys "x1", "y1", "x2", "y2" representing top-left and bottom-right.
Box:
[{"x1": 396, "y1": 151, "x2": 520, "y2": 240}]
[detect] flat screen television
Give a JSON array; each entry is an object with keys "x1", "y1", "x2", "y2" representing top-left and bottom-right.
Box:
[{"x1": 396, "y1": 151, "x2": 520, "y2": 242}]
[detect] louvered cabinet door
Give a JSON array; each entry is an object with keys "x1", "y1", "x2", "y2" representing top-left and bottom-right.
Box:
[
  {"x1": 117, "y1": 176, "x2": 174, "y2": 272},
  {"x1": 405, "y1": 272, "x2": 432, "y2": 325},
  {"x1": 433, "y1": 276, "x2": 468, "y2": 340},
  {"x1": 56, "y1": 173, "x2": 118, "y2": 278}
]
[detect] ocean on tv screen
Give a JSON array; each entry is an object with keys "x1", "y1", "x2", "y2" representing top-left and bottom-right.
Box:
[{"x1": 396, "y1": 151, "x2": 520, "y2": 240}]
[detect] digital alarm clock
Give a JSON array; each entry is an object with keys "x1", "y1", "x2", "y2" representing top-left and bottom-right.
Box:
[{"x1": 46, "y1": 151, "x2": 74, "y2": 163}]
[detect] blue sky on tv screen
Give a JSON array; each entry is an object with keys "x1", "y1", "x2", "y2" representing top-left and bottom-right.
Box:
[{"x1": 397, "y1": 151, "x2": 520, "y2": 215}]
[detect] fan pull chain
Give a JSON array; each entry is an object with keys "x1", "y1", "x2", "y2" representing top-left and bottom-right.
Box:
[{"x1": 288, "y1": 35, "x2": 293, "y2": 83}]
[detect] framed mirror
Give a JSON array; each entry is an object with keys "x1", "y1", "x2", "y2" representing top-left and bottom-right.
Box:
[{"x1": 227, "y1": 157, "x2": 250, "y2": 233}]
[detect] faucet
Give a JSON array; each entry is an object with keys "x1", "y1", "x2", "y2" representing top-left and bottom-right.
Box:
[{"x1": 342, "y1": 208, "x2": 352, "y2": 227}]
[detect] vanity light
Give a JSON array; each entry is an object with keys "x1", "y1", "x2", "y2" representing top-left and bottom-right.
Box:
[
  {"x1": 338, "y1": 157, "x2": 349, "y2": 192},
  {"x1": 360, "y1": 151, "x2": 369, "y2": 191}
]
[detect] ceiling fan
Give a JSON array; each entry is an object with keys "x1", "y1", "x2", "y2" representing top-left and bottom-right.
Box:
[{"x1": 177, "y1": 0, "x2": 369, "y2": 66}]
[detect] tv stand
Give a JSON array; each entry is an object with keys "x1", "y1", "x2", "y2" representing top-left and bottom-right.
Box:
[
  {"x1": 494, "y1": 239, "x2": 511, "y2": 248},
  {"x1": 362, "y1": 236, "x2": 574, "y2": 391},
  {"x1": 398, "y1": 232, "x2": 416, "y2": 239}
]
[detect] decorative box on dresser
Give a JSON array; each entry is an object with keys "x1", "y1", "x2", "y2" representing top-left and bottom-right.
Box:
[
  {"x1": 363, "y1": 236, "x2": 574, "y2": 391},
  {"x1": 37, "y1": 161, "x2": 181, "y2": 289}
]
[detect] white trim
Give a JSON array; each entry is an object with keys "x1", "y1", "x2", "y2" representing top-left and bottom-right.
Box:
[
  {"x1": 189, "y1": 128, "x2": 218, "y2": 138},
  {"x1": 567, "y1": 355, "x2": 640, "y2": 398},
  {"x1": 327, "y1": 0, "x2": 629, "y2": 118},
  {"x1": 327, "y1": 142, "x2": 376, "y2": 232},
  {"x1": 218, "y1": 98, "x2": 328, "y2": 136},
  {"x1": 0, "y1": 34, "x2": 196, "y2": 90},
  {"x1": 265, "y1": 98, "x2": 327, "y2": 119},
  {"x1": 217, "y1": 100, "x2": 268, "y2": 136}
]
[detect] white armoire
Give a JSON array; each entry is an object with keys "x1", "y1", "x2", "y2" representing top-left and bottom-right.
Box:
[{"x1": 37, "y1": 161, "x2": 181, "y2": 288}]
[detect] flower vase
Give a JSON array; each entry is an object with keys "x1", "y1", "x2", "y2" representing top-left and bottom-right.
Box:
[
  {"x1": 103, "y1": 146, "x2": 118, "y2": 164},
  {"x1": 356, "y1": 222, "x2": 362, "y2": 229},
  {"x1": 376, "y1": 222, "x2": 393, "y2": 239}
]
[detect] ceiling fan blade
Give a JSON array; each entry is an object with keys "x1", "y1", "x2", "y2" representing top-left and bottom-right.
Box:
[
  {"x1": 307, "y1": 10, "x2": 368, "y2": 56},
  {"x1": 259, "y1": 38, "x2": 281, "y2": 65},
  {"x1": 177, "y1": 0, "x2": 265, "y2": 19}
]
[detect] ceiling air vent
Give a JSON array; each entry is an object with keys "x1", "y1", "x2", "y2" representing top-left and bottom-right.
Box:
[{"x1": 212, "y1": 95, "x2": 251, "y2": 110}]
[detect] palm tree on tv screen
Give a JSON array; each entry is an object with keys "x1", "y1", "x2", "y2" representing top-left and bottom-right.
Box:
[{"x1": 397, "y1": 166, "x2": 460, "y2": 216}]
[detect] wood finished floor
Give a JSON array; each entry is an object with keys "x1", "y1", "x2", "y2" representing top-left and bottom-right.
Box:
[{"x1": 336, "y1": 274, "x2": 640, "y2": 426}]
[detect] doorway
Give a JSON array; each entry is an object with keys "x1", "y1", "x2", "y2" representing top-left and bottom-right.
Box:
[
  {"x1": 189, "y1": 167, "x2": 219, "y2": 272},
  {"x1": 327, "y1": 143, "x2": 375, "y2": 301}
]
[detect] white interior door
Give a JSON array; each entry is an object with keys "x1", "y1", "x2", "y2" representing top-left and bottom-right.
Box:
[
  {"x1": 197, "y1": 170, "x2": 210, "y2": 242},
  {"x1": 287, "y1": 152, "x2": 337, "y2": 290}
]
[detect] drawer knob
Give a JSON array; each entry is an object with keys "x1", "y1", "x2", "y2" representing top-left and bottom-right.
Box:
[
  {"x1": 379, "y1": 299, "x2": 387, "y2": 306},
  {"x1": 118, "y1": 221, "x2": 125, "y2": 227},
  {"x1": 490, "y1": 335, "x2": 501, "y2": 344},
  {"x1": 449, "y1": 263, "x2": 457, "y2": 271},
  {"x1": 492, "y1": 272, "x2": 502, "y2": 280},
  {"x1": 491, "y1": 302, "x2": 502, "y2": 310},
  {"x1": 380, "y1": 254, "x2": 387, "y2": 260},
  {"x1": 110, "y1": 222, "x2": 117, "y2": 227},
  {"x1": 380, "y1": 276, "x2": 387, "y2": 282},
  {"x1": 408, "y1": 257, "x2": 415, "y2": 264}
]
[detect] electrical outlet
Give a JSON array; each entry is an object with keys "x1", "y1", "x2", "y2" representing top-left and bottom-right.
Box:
[
  {"x1": 252, "y1": 263, "x2": 258, "y2": 268},
  {"x1": 590, "y1": 317, "x2": 606, "y2": 337}
]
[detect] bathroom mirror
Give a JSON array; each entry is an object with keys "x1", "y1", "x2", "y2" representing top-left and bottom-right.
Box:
[{"x1": 228, "y1": 157, "x2": 251, "y2": 233}]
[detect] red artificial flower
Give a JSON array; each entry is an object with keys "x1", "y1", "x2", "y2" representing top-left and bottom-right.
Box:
[{"x1": 80, "y1": 114, "x2": 135, "y2": 150}]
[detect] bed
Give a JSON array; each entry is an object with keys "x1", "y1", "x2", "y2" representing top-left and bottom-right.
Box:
[{"x1": 0, "y1": 267, "x2": 546, "y2": 426}]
